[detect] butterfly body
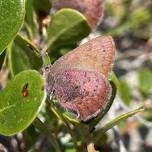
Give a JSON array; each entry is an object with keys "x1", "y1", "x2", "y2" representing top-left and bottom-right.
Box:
[{"x1": 43, "y1": 36, "x2": 115, "y2": 121}]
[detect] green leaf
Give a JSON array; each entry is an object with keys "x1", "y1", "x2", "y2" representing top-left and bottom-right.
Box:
[
  {"x1": 0, "y1": 0, "x2": 25, "y2": 54},
  {"x1": 24, "y1": 0, "x2": 37, "y2": 39},
  {"x1": 138, "y1": 69, "x2": 152, "y2": 94},
  {"x1": 8, "y1": 35, "x2": 43, "y2": 76},
  {"x1": 119, "y1": 80, "x2": 131, "y2": 106},
  {"x1": 0, "y1": 70, "x2": 46, "y2": 136},
  {"x1": 110, "y1": 72, "x2": 131, "y2": 106},
  {"x1": 47, "y1": 8, "x2": 91, "y2": 52}
]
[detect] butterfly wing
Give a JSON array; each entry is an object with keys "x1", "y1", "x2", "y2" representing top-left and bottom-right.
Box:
[
  {"x1": 53, "y1": 68, "x2": 111, "y2": 121},
  {"x1": 44, "y1": 36, "x2": 115, "y2": 121},
  {"x1": 51, "y1": 36, "x2": 115, "y2": 77}
]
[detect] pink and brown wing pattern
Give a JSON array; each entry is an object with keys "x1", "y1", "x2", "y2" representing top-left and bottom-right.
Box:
[
  {"x1": 43, "y1": 36, "x2": 116, "y2": 121},
  {"x1": 51, "y1": 36, "x2": 115, "y2": 77},
  {"x1": 53, "y1": 68, "x2": 111, "y2": 121}
]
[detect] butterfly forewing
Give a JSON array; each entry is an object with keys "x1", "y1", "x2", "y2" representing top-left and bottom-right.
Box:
[{"x1": 51, "y1": 36, "x2": 115, "y2": 77}]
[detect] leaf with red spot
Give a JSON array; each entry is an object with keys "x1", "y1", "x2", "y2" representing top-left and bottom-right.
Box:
[{"x1": 0, "y1": 70, "x2": 46, "y2": 136}]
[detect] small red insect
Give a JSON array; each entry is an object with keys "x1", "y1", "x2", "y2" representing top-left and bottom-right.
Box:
[
  {"x1": 22, "y1": 83, "x2": 29, "y2": 97},
  {"x1": 43, "y1": 36, "x2": 115, "y2": 121}
]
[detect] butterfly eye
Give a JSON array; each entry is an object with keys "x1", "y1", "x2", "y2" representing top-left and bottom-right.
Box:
[
  {"x1": 42, "y1": 64, "x2": 53, "y2": 78},
  {"x1": 43, "y1": 65, "x2": 51, "y2": 72}
]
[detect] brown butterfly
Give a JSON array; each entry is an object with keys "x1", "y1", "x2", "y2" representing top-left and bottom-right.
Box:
[{"x1": 43, "y1": 36, "x2": 115, "y2": 121}]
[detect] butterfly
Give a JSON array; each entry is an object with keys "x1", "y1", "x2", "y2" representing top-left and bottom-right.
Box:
[{"x1": 43, "y1": 36, "x2": 115, "y2": 121}]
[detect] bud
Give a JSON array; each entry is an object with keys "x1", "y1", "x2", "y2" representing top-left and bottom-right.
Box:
[{"x1": 43, "y1": 36, "x2": 115, "y2": 121}]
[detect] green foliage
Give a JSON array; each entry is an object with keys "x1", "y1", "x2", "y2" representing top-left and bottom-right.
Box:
[
  {"x1": 0, "y1": 70, "x2": 46, "y2": 136},
  {"x1": 144, "y1": 110, "x2": 152, "y2": 122},
  {"x1": 47, "y1": 8, "x2": 91, "y2": 52},
  {"x1": 110, "y1": 72, "x2": 131, "y2": 106},
  {"x1": 129, "y1": 8, "x2": 150, "y2": 29},
  {"x1": 8, "y1": 35, "x2": 43, "y2": 76},
  {"x1": 0, "y1": 0, "x2": 25, "y2": 54},
  {"x1": 138, "y1": 69, "x2": 152, "y2": 94},
  {"x1": 106, "y1": 0, "x2": 126, "y2": 22},
  {"x1": 118, "y1": 80, "x2": 131, "y2": 106},
  {"x1": 24, "y1": 0, "x2": 37, "y2": 39},
  {"x1": 104, "y1": 2, "x2": 151, "y2": 37},
  {"x1": 93, "y1": 106, "x2": 144, "y2": 142},
  {"x1": 24, "y1": 0, "x2": 52, "y2": 39}
]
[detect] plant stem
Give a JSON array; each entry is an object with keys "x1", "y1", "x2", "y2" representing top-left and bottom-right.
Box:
[
  {"x1": 33, "y1": 118, "x2": 61, "y2": 152},
  {"x1": 41, "y1": 46, "x2": 51, "y2": 65},
  {"x1": 46, "y1": 101, "x2": 79, "y2": 151},
  {"x1": 94, "y1": 106, "x2": 144, "y2": 143}
]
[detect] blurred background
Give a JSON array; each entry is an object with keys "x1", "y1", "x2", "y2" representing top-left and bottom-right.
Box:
[
  {"x1": 99, "y1": 0, "x2": 152, "y2": 151},
  {"x1": 0, "y1": 0, "x2": 152, "y2": 151}
]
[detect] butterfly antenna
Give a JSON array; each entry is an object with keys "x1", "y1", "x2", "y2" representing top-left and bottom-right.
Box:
[{"x1": 41, "y1": 46, "x2": 51, "y2": 65}]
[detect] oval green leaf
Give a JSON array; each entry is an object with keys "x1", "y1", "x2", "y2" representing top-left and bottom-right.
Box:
[
  {"x1": 0, "y1": 0, "x2": 25, "y2": 54},
  {"x1": 0, "y1": 70, "x2": 46, "y2": 136},
  {"x1": 8, "y1": 35, "x2": 43, "y2": 76},
  {"x1": 47, "y1": 8, "x2": 91, "y2": 52}
]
